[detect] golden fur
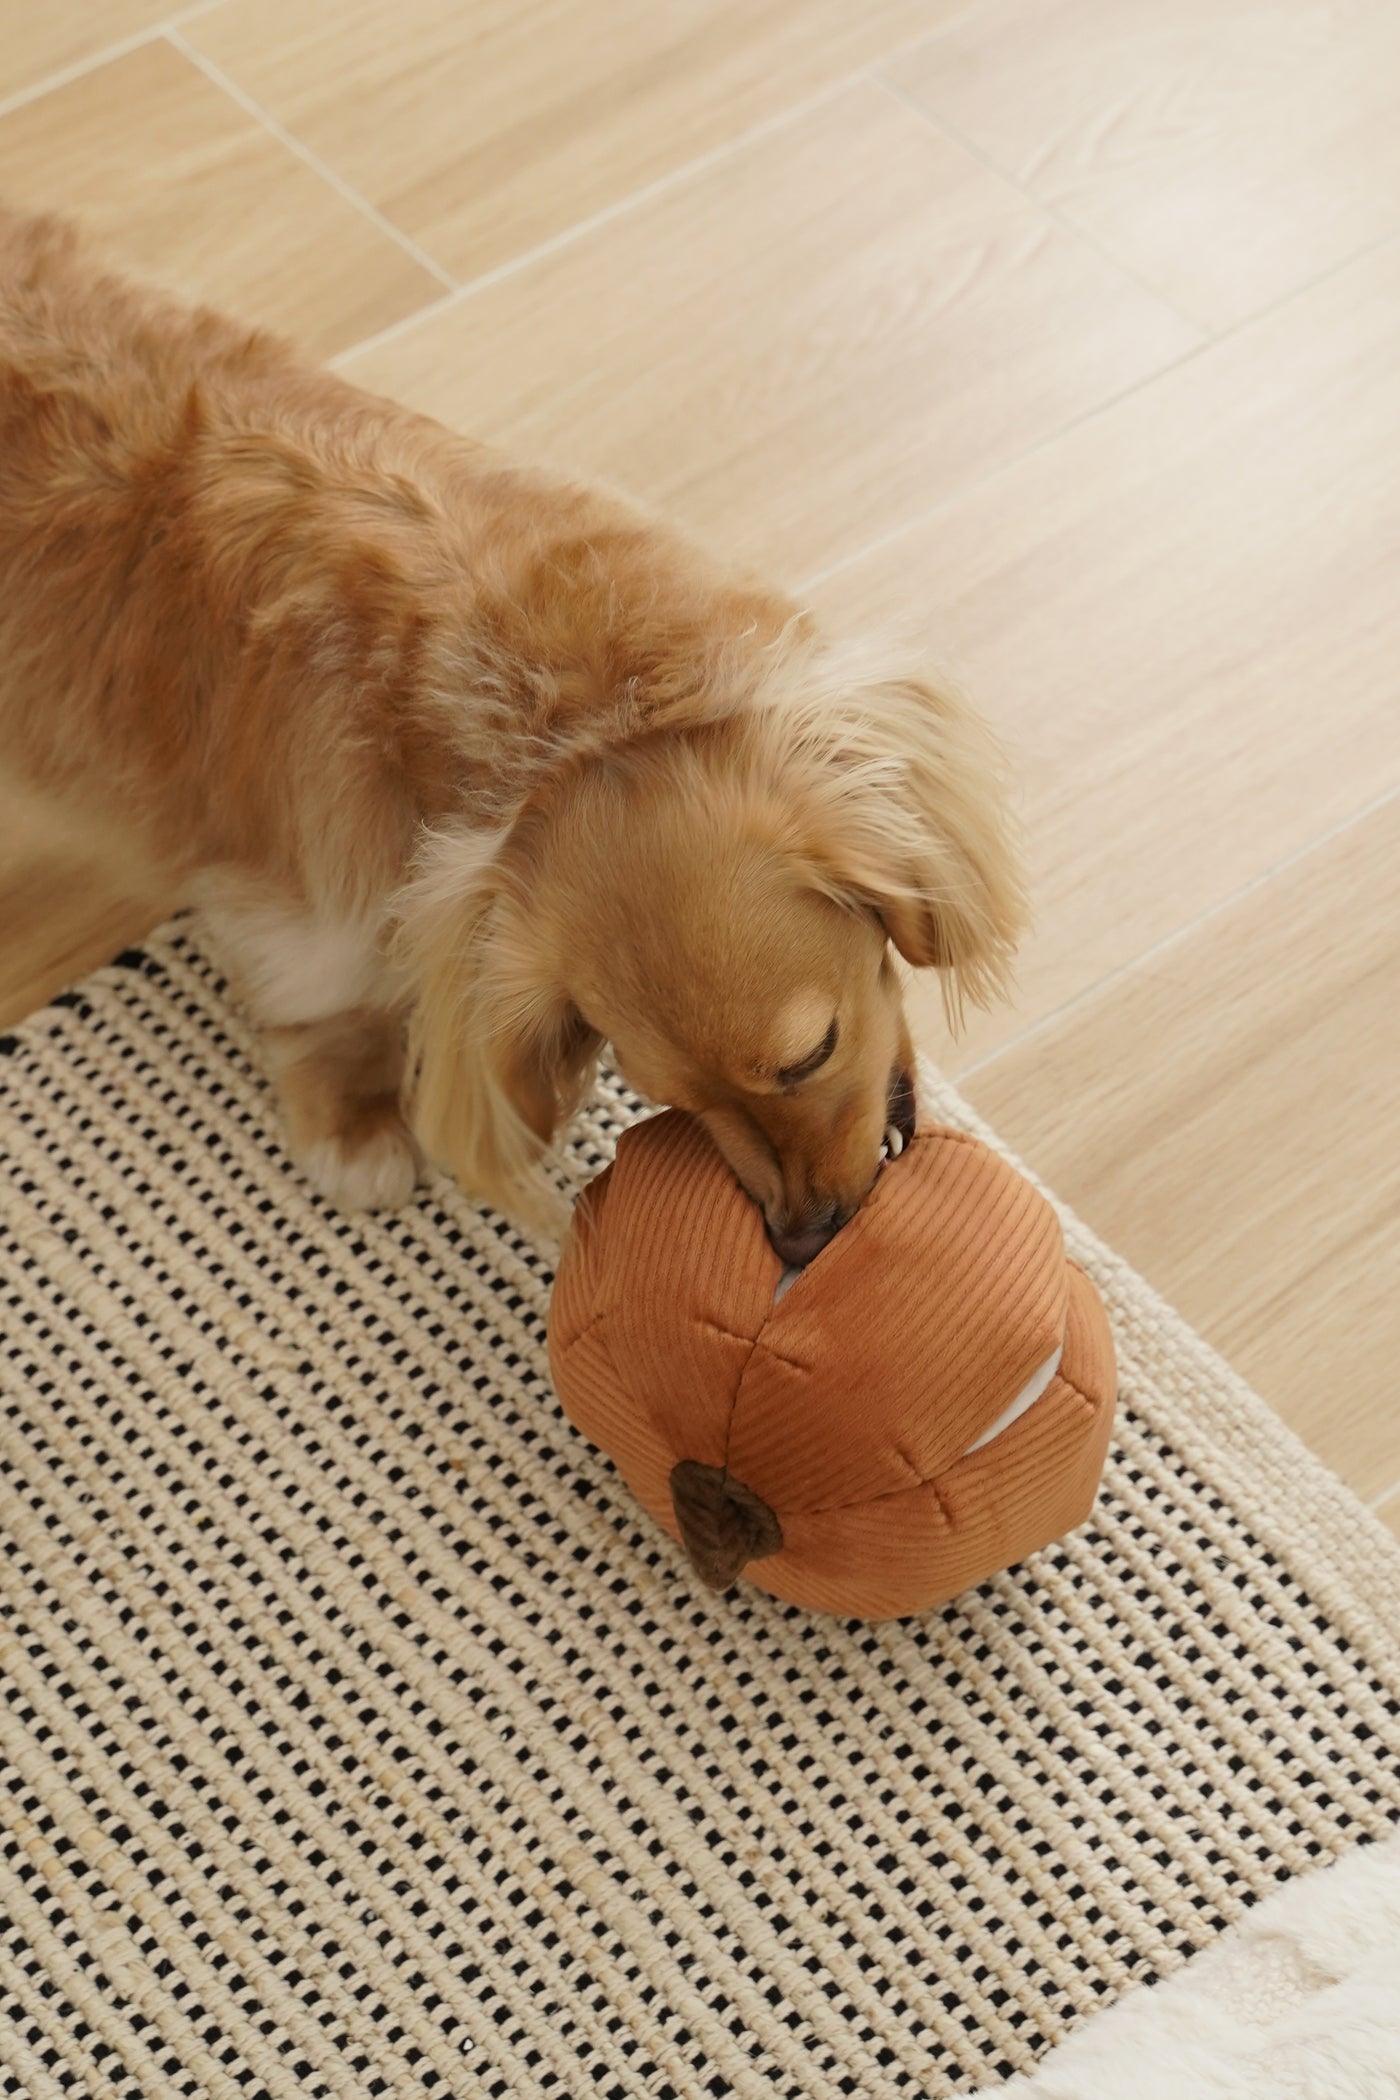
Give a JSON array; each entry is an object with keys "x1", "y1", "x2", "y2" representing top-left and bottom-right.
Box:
[{"x1": 0, "y1": 207, "x2": 1026, "y2": 1259}]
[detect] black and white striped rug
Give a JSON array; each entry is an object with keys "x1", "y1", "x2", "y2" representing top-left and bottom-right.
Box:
[{"x1": 2, "y1": 924, "x2": 1398, "y2": 2098}]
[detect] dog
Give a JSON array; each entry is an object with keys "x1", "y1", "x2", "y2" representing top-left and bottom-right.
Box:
[{"x1": 0, "y1": 207, "x2": 1026, "y2": 1265}]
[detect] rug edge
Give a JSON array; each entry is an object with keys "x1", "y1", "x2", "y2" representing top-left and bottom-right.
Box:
[{"x1": 916, "y1": 1054, "x2": 1400, "y2": 1688}]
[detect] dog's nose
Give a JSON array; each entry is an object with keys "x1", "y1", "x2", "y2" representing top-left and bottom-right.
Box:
[{"x1": 768, "y1": 1206, "x2": 844, "y2": 1270}]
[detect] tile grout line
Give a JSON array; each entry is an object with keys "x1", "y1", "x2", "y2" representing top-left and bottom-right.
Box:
[
  {"x1": 875, "y1": 0, "x2": 1019, "y2": 89},
  {"x1": 878, "y1": 56, "x2": 1400, "y2": 344},
  {"x1": 796, "y1": 321, "x2": 1225, "y2": 594},
  {"x1": 164, "y1": 28, "x2": 458, "y2": 293},
  {"x1": 331, "y1": 286, "x2": 461, "y2": 371},
  {"x1": 330, "y1": 70, "x2": 867, "y2": 367},
  {"x1": 802, "y1": 218, "x2": 1400, "y2": 597},
  {"x1": 0, "y1": 25, "x2": 167, "y2": 125},
  {"x1": 804, "y1": 218, "x2": 1400, "y2": 597},
  {"x1": 799, "y1": 56, "x2": 1242, "y2": 602},
  {"x1": 1370, "y1": 1479, "x2": 1400, "y2": 1516},
  {"x1": 806, "y1": 47, "x2": 1398, "y2": 599},
  {"x1": 311, "y1": 0, "x2": 1392, "y2": 381},
  {"x1": 328, "y1": 11, "x2": 1014, "y2": 368},
  {"x1": 949, "y1": 776, "x2": 1400, "y2": 1087},
  {"x1": 0, "y1": 0, "x2": 223, "y2": 125},
  {"x1": 875, "y1": 70, "x2": 1213, "y2": 338}
]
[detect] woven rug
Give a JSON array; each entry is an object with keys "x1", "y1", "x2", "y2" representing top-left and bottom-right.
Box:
[{"x1": 2, "y1": 923, "x2": 1398, "y2": 2100}]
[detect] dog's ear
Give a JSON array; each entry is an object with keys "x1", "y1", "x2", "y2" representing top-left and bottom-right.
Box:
[
  {"x1": 393, "y1": 826, "x2": 602, "y2": 1221},
  {"x1": 777, "y1": 658, "x2": 1029, "y2": 1029}
]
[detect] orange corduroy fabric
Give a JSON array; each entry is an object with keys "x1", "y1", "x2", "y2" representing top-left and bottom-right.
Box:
[{"x1": 549, "y1": 1111, "x2": 1117, "y2": 1620}]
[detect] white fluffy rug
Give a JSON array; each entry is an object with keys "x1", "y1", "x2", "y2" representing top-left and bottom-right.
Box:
[{"x1": 1000, "y1": 1833, "x2": 1400, "y2": 2098}]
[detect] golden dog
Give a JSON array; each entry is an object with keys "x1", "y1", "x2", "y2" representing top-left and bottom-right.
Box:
[{"x1": 0, "y1": 209, "x2": 1025, "y2": 1263}]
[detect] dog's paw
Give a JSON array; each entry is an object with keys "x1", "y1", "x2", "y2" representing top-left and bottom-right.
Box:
[{"x1": 301, "y1": 1119, "x2": 420, "y2": 1211}]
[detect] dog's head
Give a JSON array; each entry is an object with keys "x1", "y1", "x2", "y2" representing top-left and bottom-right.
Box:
[{"x1": 399, "y1": 643, "x2": 1025, "y2": 1258}]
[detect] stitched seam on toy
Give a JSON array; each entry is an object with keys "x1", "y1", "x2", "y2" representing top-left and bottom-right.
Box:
[
  {"x1": 553, "y1": 1302, "x2": 610, "y2": 1363},
  {"x1": 668, "y1": 1321, "x2": 772, "y2": 1472},
  {"x1": 1055, "y1": 1377, "x2": 1104, "y2": 1421},
  {"x1": 788, "y1": 1373, "x2": 1104, "y2": 1522},
  {"x1": 723, "y1": 1318, "x2": 828, "y2": 1474},
  {"x1": 800, "y1": 1471, "x2": 951, "y2": 1524},
  {"x1": 749, "y1": 1334, "x2": 811, "y2": 1375},
  {"x1": 723, "y1": 1330, "x2": 767, "y2": 1475},
  {"x1": 688, "y1": 1319, "x2": 811, "y2": 1376},
  {"x1": 890, "y1": 1444, "x2": 925, "y2": 1487},
  {"x1": 692, "y1": 1318, "x2": 765, "y2": 1351}
]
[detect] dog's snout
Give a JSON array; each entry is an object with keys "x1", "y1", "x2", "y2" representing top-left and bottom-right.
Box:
[{"x1": 765, "y1": 1072, "x2": 917, "y2": 1269}]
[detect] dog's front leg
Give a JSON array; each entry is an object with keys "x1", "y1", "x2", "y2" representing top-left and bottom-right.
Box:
[
  {"x1": 260, "y1": 1005, "x2": 420, "y2": 1210},
  {"x1": 201, "y1": 889, "x2": 419, "y2": 1210}
]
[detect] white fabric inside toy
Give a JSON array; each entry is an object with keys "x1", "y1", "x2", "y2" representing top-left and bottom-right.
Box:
[
  {"x1": 964, "y1": 1345, "x2": 1063, "y2": 1455},
  {"x1": 770, "y1": 1260, "x2": 1065, "y2": 1461}
]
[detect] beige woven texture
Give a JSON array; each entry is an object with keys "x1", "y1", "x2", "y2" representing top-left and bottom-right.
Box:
[{"x1": 2, "y1": 924, "x2": 1398, "y2": 2099}]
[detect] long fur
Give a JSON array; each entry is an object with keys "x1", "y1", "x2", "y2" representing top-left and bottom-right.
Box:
[
  {"x1": 0, "y1": 206, "x2": 1027, "y2": 1235},
  {"x1": 394, "y1": 822, "x2": 605, "y2": 1222},
  {"x1": 742, "y1": 636, "x2": 1025, "y2": 1024}
]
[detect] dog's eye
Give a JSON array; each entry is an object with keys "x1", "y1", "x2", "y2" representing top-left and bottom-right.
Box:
[{"x1": 777, "y1": 1018, "x2": 838, "y2": 1086}]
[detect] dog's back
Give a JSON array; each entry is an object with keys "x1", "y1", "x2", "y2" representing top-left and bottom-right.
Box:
[
  {"x1": 0, "y1": 209, "x2": 1023, "y2": 1233},
  {"x1": 0, "y1": 209, "x2": 787, "y2": 896}
]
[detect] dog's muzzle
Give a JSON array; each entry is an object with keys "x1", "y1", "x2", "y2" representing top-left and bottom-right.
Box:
[{"x1": 768, "y1": 1068, "x2": 918, "y2": 1269}]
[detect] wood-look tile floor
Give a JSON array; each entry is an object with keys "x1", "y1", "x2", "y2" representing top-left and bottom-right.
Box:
[{"x1": 2, "y1": 1, "x2": 1397, "y2": 1528}]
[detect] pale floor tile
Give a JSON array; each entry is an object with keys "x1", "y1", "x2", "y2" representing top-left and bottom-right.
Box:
[
  {"x1": 889, "y1": 0, "x2": 1400, "y2": 329},
  {"x1": 342, "y1": 83, "x2": 1198, "y2": 583},
  {"x1": 0, "y1": 851, "x2": 166, "y2": 1032},
  {"x1": 959, "y1": 794, "x2": 1400, "y2": 1503},
  {"x1": 0, "y1": 0, "x2": 171, "y2": 105},
  {"x1": 816, "y1": 235, "x2": 1400, "y2": 1072},
  {"x1": 0, "y1": 40, "x2": 443, "y2": 357},
  {"x1": 189, "y1": 0, "x2": 972, "y2": 281}
]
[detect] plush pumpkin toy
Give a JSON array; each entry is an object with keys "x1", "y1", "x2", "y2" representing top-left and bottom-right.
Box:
[{"x1": 548, "y1": 1109, "x2": 1116, "y2": 1621}]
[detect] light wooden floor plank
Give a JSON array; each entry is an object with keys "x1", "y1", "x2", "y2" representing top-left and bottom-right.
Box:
[
  {"x1": 888, "y1": 0, "x2": 1400, "y2": 329},
  {"x1": 0, "y1": 39, "x2": 443, "y2": 357},
  {"x1": 960, "y1": 793, "x2": 1400, "y2": 1503},
  {"x1": 341, "y1": 82, "x2": 1199, "y2": 583},
  {"x1": 0, "y1": 790, "x2": 168, "y2": 1030},
  {"x1": 0, "y1": 0, "x2": 172, "y2": 107},
  {"x1": 816, "y1": 235, "x2": 1400, "y2": 1072},
  {"x1": 0, "y1": 859, "x2": 164, "y2": 1031},
  {"x1": 188, "y1": 0, "x2": 975, "y2": 281}
]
